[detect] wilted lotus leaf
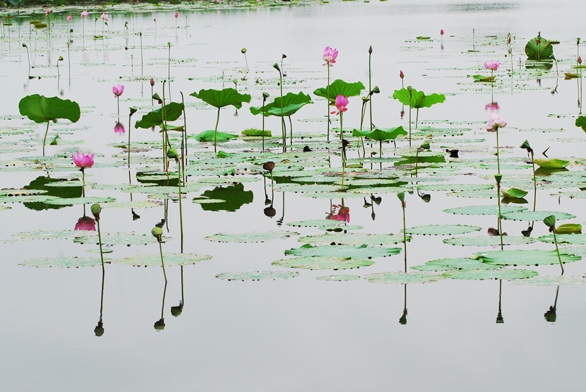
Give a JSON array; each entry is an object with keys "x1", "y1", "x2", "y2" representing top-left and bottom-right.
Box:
[
  {"x1": 115, "y1": 253, "x2": 211, "y2": 267},
  {"x1": 404, "y1": 224, "x2": 482, "y2": 236},
  {"x1": 555, "y1": 224, "x2": 582, "y2": 234},
  {"x1": 20, "y1": 256, "x2": 110, "y2": 268},
  {"x1": 412, "y1": 257, "x2": 499, "y2": 272},
  {"x1": 512, "y1": 275, "x2": 585, "y2": 287},
  {"x1": 205, "y1": 230, "x2": 298, "y2": 243},
  {"x1": 285, "y1": 244, "x2": 400, "y2": 258},
  {"x1": 216, "y1": 270, "x2": 299, "y2": 281},
  {"x1": 45, "y1": 196, "x2": 116, "y2": 206},
  {"x1": 444, "y1": 269, "x2": 538, "y2": 280},
  {"x1": 299, "y1": 233, "x2": 410, "y2": 246},
  {"x1": 538, "y1": 234, "x2": 586, "y2": 245},
  {"x1": 444, "y1": 236, "x2": 535, "y2": 246},
  {"x1": 316, "y1": 275, "x2": 361, "y2": 281},
  {"x1": 502, "y1": 188, "x2": 529, "y2": 199},
  {"x1": 366, "y1": 272, "x2": 445, "y2": 284},
  {"x1": 273, "y1": 256, "x2": 374, "y2": 270},
  {"x1": 74, "y1": 232, "x2": 162, "y2": 246},
  {"x1": 475, "y1": 250, "x2": 580, "y2": 266},
  {"x1": 444, "y1": 205, "x2": 526, "y2": 215},
  {"x1": 502, "y1": 210, "x2": 575, "y2": 221},
  {"x1": 534, "y1": 158, "x2": 570, "y2": 169}
]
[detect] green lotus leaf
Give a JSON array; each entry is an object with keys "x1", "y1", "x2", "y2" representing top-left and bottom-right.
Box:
[
  {"x1": 555, "y1": 224, "x2": 582, "y2": 234},
  {"x1": 205, "y1": 230, "x2": 298, "y2": 243},
  {"x1": 135, "y1": 102, "x2": 184, "y2": 129},
  {"x1": 444, "y1": 205, "x2": 526, "y2": 215},
  {"x1": 114, "y1": 253, "x2": 212, "y2": 267},
  {"x1": 241, "y1": 129, "x2": 271, "y2": 137},
  {"x1": 576, "y1": 116, "x2": 586, "y2": 132},
  {"x1": 215, "y1": 270, "x2": 299, "y2": 281},
  {"x1": 45, "y1": 196, "x2": 116, "y2": 206},
  {"x1": 469, "y1": 74, "x2": 496, "y2": 82},
  {"x1": 190, "y1": 88, "x2": 251, "y2": 109},
  {"x1": 313, "y1": 79, "x2": 365, "y2": 102},
  {"x1": 512, "y1": 275, "x2": 586, "y2": 287},
  {"x1": 538, "y1": 234, "x2": 586, "y2": 245},
  {"x1": 366, "y1": 272, "x2": 445, "y2": 284},
  {"x1": 502, "y1": 187, "x2": 528, "y2": 199},
  {"x1": 299, "y1": 233, "x2": 410, "y2": 246},
  {"x1": 250, "y1": 92, "x2": 313, "y2": 117},
  {"x1": 192, "y1": 130, "x2": 238, "y2": 142},
  {"x1": 285, "y1": 244, "x2": 400, "y2": 258},
  {"x1": 272, "y1": 256, "x2": 374, "y2": 270},
  {"x1": 412, "y1": 258, "x2": 499, "y2": 272},
  {"x1": 392, "y1": 88, "x2": 445, "y2": 109},
  {"x1": 443, "y1": 236, "x2": 535, "y2": 246},
  {"x1": 19, "y1": 94, "x2": 81, "y2": 124},
  {"x1": 316, "y1": 275, "x2": 361, "y2": 281},
  {"x1": 534, "y1": 159, "x2": 570, "y2": 169},
  {"x1": 444, "y1": 269, "x2": 538, "y2": 280},
  {"x1": 352, "y1": 127, "x2": 407, "y2": 141},
  {"x1": 403, "y1": 224, "x2": 482, "y2": 236},
  {"x1": 8, "y1": 229, "x2": 95, "y2": 242},
  {"x1": 502, "y1": 210, "x2": 575, "y2": 221},
  {"x1": 20, "y1": 255, "x2": 110, "y2": 268},
  {"x1": 475, "y1": 250, "x2": 580, "y2": 266},
  {"x1": 419, "y1": 183, "x2": 493, "y2": 192},
  {"x1": 287, "y1": 219, "x2": 352, "y2": 229},
  {"x1": 525, "y1": 36, "x2": 555, "y2": 60},
  {"x1": 196, "y1": 183, "x2": 253, "y2": 212}
]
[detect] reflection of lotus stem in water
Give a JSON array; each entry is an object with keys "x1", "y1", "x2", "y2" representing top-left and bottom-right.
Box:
[
  {"x1": 495, "y1": 176, "x2": 503, "y2": 250},
  {"x1": 42, "y1": 122, "x2": 50, "y2": 156},
  {"x1": 496, "y1": 280, "x2": 504, "y2": 324},
  {"x1": 177, "y1": 157, "x2": 184, "y2": 244}
]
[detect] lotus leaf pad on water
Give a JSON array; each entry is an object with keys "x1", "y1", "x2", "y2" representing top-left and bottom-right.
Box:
[
  {"x1": 20, "y1": 256, "x2": 110, "y2": 268},
  {"x1": 114, "y1": 253, "x2": 212, "y2": 267},
  {"x1": 285, "y1": 244, "x2": 401, "y2": 258},
  {"x1": 512, "y1": 275, "x2": 586, "y2": 287},
  {"x1": 100, "y1": 201, "x2": 163, "y2": 209},
  {"x1": 444, "y1": 269, "x2": 538, "y2": 280},
  {"x1": 501, "y1": 211, "x2": 575, "y2": 221},
  {"x1": 412, "y1": 258, "x2": 499, "y2": 272},
  {"x1": 443, "y1": 236, "x2": 535, "y2": 247},
  {"x1": 272, "y1": 256, "x2": 374, "y2": 270},
  {"x1": 299, "y1": 233, "x2": 410, "y2": 246},
  {"x1": 205, "y1": 230, "x2": 298, "y2": 243},
  {"x1": 538, "y1": 234, "x2": 586, "y2": 245},
  {"x1": 287, "y1": 219, "x2": 352, "y2": 229},
  {"x1": 215, "y1": 270, "x2": 300, "y2": 281},
  {"x1": 8, "y1": 229, "x2": 95, "y2": 242},
  {"x1": 475, "y1": 250, "x2": 581, "y2": 266},
  {"x1": 45, "y1": 197, "x2": 116, "y2": 206},
  {"x1": 316, "y1": 275, "x2": 362, "y2": 281},
  {"x1": 366, "y1": 272, "x2": 445, "y2": 284},
  {"x1": 403, "y1": 224, "x2": 482, "y2": 236},
  {"x1": 444, "y1": 205, "x2": 527, "y2": 215},
  {"x1": 73, "y1": 232, "x2": 161, "y2": 246}
]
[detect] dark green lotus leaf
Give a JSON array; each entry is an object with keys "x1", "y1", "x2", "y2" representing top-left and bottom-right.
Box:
[
  {"x1": 525, "y1": 37, "x2": 555, "y2": 60},
  {"x1": 285, "y1": 243, "x2": 400, "y2": 259},
  {"x1": 444, "y1": 205, "x2": 526, "y2": 215},
  {"x1": 193, "y1": 130, "x2": 238, "y2": 142},
  {"x1": 205, "y1": 230, "x2": 298, "y2": 243},
  {"x1": 273, "y1": 256, "x2": 374, "y2": 270},
  {"x1": 191, "y1": 88, "x2": 251, "y2": 109},
  {"x1": 316, "y1": 274, "x2": 361, "y2": 281},
  {"x1": 20, "y1": 256, "x2": 110, "y2": 268},
  {"x1": 412, "y1": 258, "x2": 499, "y2": 272},
  {"x1": 366, "y1": 271, "x2": 445, "y2": 284},
  {"x1": 444, "y1": 269, "x2": 538, "y2": 280},
  {"x1": 250, "y1": 92, "x2": 313, "y2": 117},
  {"x1": 115, "y1": 253, "x2": 212, "y2": 267},
  {"x1": 216, "y1": 270, "x2": 299, "y2": 281},
  {"x1": 444, "y1": 236, "x2": 535, "y2": 246},
  {"x1": 197, "y1": 183, "x2": 253, "y2": 212},
  {"x1": 512, "y1": 275, "x2": 586, "y2": 287},
  {"x1": 241, "y1": 128, "x2": 271, "y2": 137},
  {"x1": 502, "y1": 188, "x2": 528, "y2": 199},
  {"x1": 502, "y1": 210, "x2": 575, "y2": 221},
  {"x1": 19, "y1": 94, "x2": 81, "y2": 124},
  {"x1": 404, "y1": 224, "x2": 482, "y2": 236},
  {"x1": 475, "y1": 250, "x2": 580, "y2": 266},
  {"x1": 135, "y1": 102, "x2": 184, "y2": 129},
  {"x1": 353, "y1": 127, "x2": 407, "y2": 141},
  {"x1": 299, "y1": 233, "x2": 410, "y2": 246},
  {"x1": 392, "y1": 88, "x2": 446, "y2": 109},
  {"x1": 538, "y1": 234, "x2": 586, "y2": 245},
  {"x1": 313, "y1": 79, "x2": 365, "y2": 102},
  {"x1": 73, "y1": 232, "x2": 161, "y2": 246},
  {"x1": 534, "y1": 158, "x2": 570, "y2": 169},
  {"x1": 576, "y1": 116, "x2": 586, "y2": 132}
]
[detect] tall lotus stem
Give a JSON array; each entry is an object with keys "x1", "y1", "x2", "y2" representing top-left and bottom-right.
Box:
[
  {"x1": 261, "y1": 92, "x2": 269, "y2": 152},
  {"x1": 495, "y1": 128, "x2": 500, "y2": 174},
  {"x1": 495, "y1": 174, "x2": 504, "y2": 250},
  {"x1": 273, "y1": 63, "x2": 285, "y2": 152},
  {"x1": 214, "y1": 107, "x2": 220, "y2": 153},
  {"x1": 140, "y1": 32, "x2": 143, "y2": 76},
  {"x1": 368, "y1": 46, "x2": 373, "y2": 132},
  {"x1": 167, "y1": 42, "x2": 172, "y2": 101},
  {"x1": 180, "y1": 92, "x2": 188, "y2": 183},
  {"x1": 22, "y1": 43, "x2": 31, "y2": 77},
  {"x1": 327, "y1": 63, "x2": 331, "y2": 141},
  {"x1": 42, "y1": 122, "x2": 50, "y2": 156},
  {"x1": 91, "y1": 204, "x2": 105, "y2": 274},
  {"x1": 81, "y1": 168, "x2": 86, "y2": 197},
  {"x1": 162, "y1": 81, "x2": 170, "y2": 178},
  {"x1": 408, "y1": 87, "x2": 412, "y2": 148},
  {"x1": 544, "y1": 215, "x2": 564, "y2": 274}
]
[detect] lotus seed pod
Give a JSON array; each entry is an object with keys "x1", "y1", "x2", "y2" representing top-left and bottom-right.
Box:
[{"x1": 152, "y1": 226, "x2": 163, "y2": 238}]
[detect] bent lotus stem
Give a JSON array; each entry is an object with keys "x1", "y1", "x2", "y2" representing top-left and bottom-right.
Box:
[{"x1": 42, "y1": 122, "x2": 50, "y2": 156}]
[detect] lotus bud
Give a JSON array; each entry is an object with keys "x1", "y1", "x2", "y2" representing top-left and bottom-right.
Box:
[
  {"x1": 262, "y1": 161, "x2": 275, "y2": 173},
  {"x1": 273, "y1": 63, "x2": 280, "y2": 71},
  {"x1": 579, "y1": 56, "x2": 583, "y2": 64},
  {"x1": 150, "y1": 78, "x2": 155, "y2": 87},
  {"x1": 578, "y1": 38, "x2": 581, "y2": 45},
  {"x1": 129, "y1": 107, "x2": 138, "y2": 116},
  {"x1": 397, "y1": 192, "x2": 405, "y2": 203},
  {"x1": 90, "y1": 204, "x2": 101, "y2": 220},
  {"x1": 400, "y1": 70, "x2": 404, "y2": 79},
  {"x1": 440, "y1": 29, "x2": 444, "y2": 36},
  {"x1": 543, "y1": 215, "x2": 556, "y2": 228},
  {"x1": 241, "y1": 48, "x2": 247, "y2": 54},
  {"x1": 167, "y1": 147, "x2": 179, "y2": 163},
  {"x1": 371, "y1": 86, "x2": 380, "y2": 94},
  {"x1": 420, "y1": 140, "x2": 430, "y2": 150},
  {"x1": 282, "y1": 54, "x2": 287, "y2": 59},
  {"x1": 22, "y1": 43, "x2": 27, "y2": 48},
  {"x1": 58, "y1": 56, "x2": 63, "y2": 62},
  {"x1": 368, "y1": 45, "x2": 372, "y2": 54},
  {"x1": 167, "y1": 42, "x2": 171, "y2": 47},
  {"x1": 494, "y1": 174, "x2": 502, "y2": 185}
]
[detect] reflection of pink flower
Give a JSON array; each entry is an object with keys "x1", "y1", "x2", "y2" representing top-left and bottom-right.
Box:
[
  {"x1": 113, "y1": 84, "x2": 124, "y2": 97},
  {"x1": 114, "y1": 121, "x2": 125, "y2": 135},
  {"x1": 326, "y1": 205, "x2": 350, "y2": 223},
  {"x1": 101, "y1": 12, "x2": 108, "y2": 21},
  {"x1": 484, "y1": 61, "x2": 500, "y2": 71},
  {"x1": 485, "y1": 102, "x2": 500, "y2": 112},
  {"x1": 331, "y1": 95, "x2": 348, "y2": 115},
  {"x1": 81, "y1": 10, "x2": 89, "y2": 18},
  {"x1": 72, "y1": 152, "x2": 95, "y2": 168},
  {"x1": 487, "y1": 113, "x2": 507, "y2": 132},
  {"x1": 67, "y1": 15, "x2": 72, "y2": 21},
  {"x1": 322, "y1": 46, "x2": 338, "y2": 66},
  {"x1": 75, "y1": 216, "x2": 96, "y2": 231}
]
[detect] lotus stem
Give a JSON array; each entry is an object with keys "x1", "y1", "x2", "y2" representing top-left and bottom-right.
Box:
[
  {"x1": 550, "y1": 229, "x2": 564, "y2": 274},
  {"x1": 117, "y1": 96, "x2": 120, "y2": 119},
  {"x1": 140, "y1": 32, "x2": 143, "y2": 76},
  {"x1": 496, "y1": 128, "x2": 501, "y2": 175},
  {"x1": 327, "y1": 65, "x2": 330, "y2": 142},
  {"x1": 261, "y1": 99, "x2": 266, "y2": 152},
  {"x1": 96, "y1": 219, "x2": 105, "y2": 274},
  {"x1": 415, "y1": 108, "x2": 419, "y2": 129},
  {"x1": 42, "y1": 122, "x2": 50, "y2": 156},
  {"x1": 368, "y1": 48, "x2": 373, "y2": 132},
  {"x1": 177, "y1": 156, "x2": 183, "y2": 247},
  {"x1": 289, "y1": 116, "x2": 293, "y2": 146},
  {"x1": 402, "y1": 202, "x2": 407, "y2": 269},
  {"x1": 279, "y1": 69, "x2": 285, "y2": 152},
  {"x1": 341, "y1": 160, "x2": 345, "y2": 191},
  {"x1": 214, "y1": 106, "x2": 221, "y2": 153},
  {"x1": 180, "y1": 92, "x2": 188, "y2": 184},
  {"x1": 270, "y1": 171, "x2": 274, "y2": 195},
  {"x1": 162, "y1": 81, "x2": 170, "y2": 178},
  {"x1": 531, "y1": 150, "x2": 536, "y2": 211},
  {"x1": 82, "y1": 168, "x2": 86, "y2": 197},
  {"x1": 167, "y1": 43, "x2": 172, "y2": 101},
  {"x1": 408, "y1": 103, "x2": 412, "y2": 148},
  {"x1": 159, "y1": 240, "x2": 168, "y2": 283}
]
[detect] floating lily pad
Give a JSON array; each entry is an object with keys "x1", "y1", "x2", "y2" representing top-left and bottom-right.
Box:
[
  {"x1": 8, "y1": 229, "x2": 95, "y2": 242},
  {"x1": 287, "y1": 219, "x2": 351, "y2": 229},
  {"x1": 418, "y1": 183, "x2": 494, "y2": 192},
  {"x1": 444, "y1": 205, "x2": 526, "y2": 215},
  {"x1": 502, "y1": 188, "x2": 528, "y2": 199},
  {"x1": 502, "y1": 211, "x2": 575, "y2": 221},
  {"x1": 412, "y1": 258, "x2": 499, "y2": 272},
  {"x1": 444, "y1": 236, "x2": 535, "y2": 246},
  {"x1": 285, "y1": 244, "x2": 401, "y2": 258},
  {"x1": 404, "y1": 224, "x2": 481, "y2": 236},
  {"x1": 511, "y1": 275, "x2": 585, "y2": 287},
  {"x1": 534, "y1": 158, "x2": 570, "y2": 169},
  {"x1": 45, "y1": 197, "x2": 116, "y2": 206},
  {"x1": 114, "y1": 253, "x2": 212, "y2": 267},
  {"x1": 73, "y1": 232, "x2": 161, "y2": 246},
  {"x1": 205, "y1": 230, "x2": 298, "y2": 243},
  {"x1": 365, "y1": 272, "x2": 445, "y2": 284},
  {"x1": 100, "y1": 201, "x2": 163, "y2": 209},
  {"x1": 193, "y1": 130, "x2": 238, "y2": 142},
  {"x1": 299, "y1": 233, "x2": 410, "y2": 246},
  {"x1": 20, "y1": 255, "x2": 110, "y2": 268},
  {"x1": 273, "y1": 256, "x2": 374, "y2": 270},
  {"x1": 316, "y1": 275, "x2": 361, "y2": 281},
  {"x1": 538, "y1": 234, "x2": 586, "y2": 245},
  {"x1": 475, "y1": 250, "x2": 581, "y2": 266},
  {"x1": 215, "y1": 270, "x2": 299, "y2": 281},
  {"x1": 0, "y1": 206, "x2": 11, "y2": 211},
  {"x1": 444, "y1": 269, "x2": 538, "y2": 280}
]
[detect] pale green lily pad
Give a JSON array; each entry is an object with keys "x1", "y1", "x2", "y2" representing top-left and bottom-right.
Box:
[
  {"x1": 114, "y1": 253, "x2": 212, "y2": 267},
  {"x1": 285, "y1": 244, "x2": 401, "y2": 258},
  {"x1": 418, "y1": 183, "x2": 494, "y2": 192},
  {"x1": 277, "y1": 184, "x2": 341, "y2": 193},
  {"x1": 299, "y1": 233, "x2": 410, "y2": 246},
  {"x1": 365, "y1": 272, "x2": 445, "y2": 284},
  {"x1": 444, "y1": 236, "x2": 535, "y2": 246},
  {"x1": 192, "y1": 198, "x2": 225, "y2": 204},
  {"x1": 444, "y1": 269, "x2": 538, "y2": 280},
  {"x1": 475, "y1": 250, "x2": 581, "y2": 266},
  {"x1": 301, "y1": 192, "x2": 366, "y2": 199},
  {"x1": 20, "y1": 256, "x2": 110, "y2": 268},
  {"x1": 73, "y1": 232, "x2": 161, "y2": 246},
  {"x1": 444, "y1": 205, "x2": 527, "y2": 215},
  {"x1": 404, "y1": 224, "x2": 482, "y2": 236},
  {"x1": 287, "y1": 219, "x2": 351, "y2": 229},
  {"x1": 538, "y1": 234, "x2": 586, "y2": 245},
  {"x1": 0, "y1": 206, "x2": 12, "y2": 211},
  {"x1": 44, "y1": 181, "x2": 89, "y2": 188},
  {"x1": 100, "y1": 201, "x2": 163, "y2": 209},
  {"x1": 272, "y1": 256, "x2": 374, "y2": 270},
  {"x1": 534, "y1": 158, "x2": 570, "y2": 168},
  {"x1": 0, "y1": 189, "x2": 47, "y2": 196},
  {"x1": 205, "y1": 230, "x2": 298, "y2": 243},
  {"x1": 511, "y1": 275, "x2": 585, "y2": 286},
  {"x1": 216, "y1": 270, "x2": 300, "y2": 281},
  {"x1": 8, "y1": 229, "x2": 95, "y2": 242},
  {"x1": 502, "y1": 211, "x2": 575, "y2": 221},
  {"x1": 412, "y1": 258, "x2": 499, "y2": 272},
  {"x1": 45, "y1": 197, "x2": 116, "y2": 206},
  {"x1": 0, "y1": 195, "x2": 59, "y2": 204},
  {"x1": 316, "y1": 275, "x2": 361, "y2": 281}
]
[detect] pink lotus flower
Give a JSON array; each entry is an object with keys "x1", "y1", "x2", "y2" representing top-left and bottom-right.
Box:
[
  {"x1": 400, "y1": 70, "x2": 404, "y2": 79},
  {"x1": 150, "y1": 78, "x2": 155, "y2": 87},
  {"x1": 487, "y1": 112, "x2": 507, "y2": 132},
  {"x1": 45, "y1": 9, "x2": 51, "y2": 15},
  {"x1": 331, "y1": 95, "x2": 348, "y2": 115},
  {"x1": 75, "y1": 216, "x2": 96, "y2": 231},
  {"x1": 114, "y1": 121, "x2": 125, "y2": 135},
  {"x1": 323, "y1": 46, "x2": 338, "y2": 66},
  {"x1": 485, "y1": 102, "x2": 500, "y2": 112},
  {"x1": 441, "y1": 29, "x2": 444, "y2": 36},
  {"x1": 174, "y1": 12, "x2": 178, "y2": 18},
  {"x1": 72, "y1": 152, "x2": 95, "y2": 169},
  {"x1": 101, "y1": 12, "x2": 108, "y2": 21},
  {"x1": 81, "y1": 10, "x2": 89, "y2": 18},
  {"x1": 67, "y1": 15, "x2": 72, "y2": 21},
  {"x1": 484, "y1": 61, "x2": 500, "y2": 71},
  {"x1": 113, "y1": 84, "x2": 124, "y2": 97}
]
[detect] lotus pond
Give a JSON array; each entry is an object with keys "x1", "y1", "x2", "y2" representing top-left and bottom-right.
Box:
[{"x1": 1, "y1": 0, "x2": 586, "y2": 391}]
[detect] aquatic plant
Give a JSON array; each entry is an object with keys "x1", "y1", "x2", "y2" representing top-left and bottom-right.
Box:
[
  {"x1": 487, "y1": 112, "x2": 507, "y2": 174},
  {"x1": 91, "y1": 204, "x2": 105, "y2": 273},
  {"x1": 323, "y1": 46, "x2": 338, "y2": 141},
  {"x1": 392, "y1": 87, "x2": 446, "y2": 143},
  {"x1": 543, "y1": 215, "x2": 564, "y2": 274},
  {"x1": 113, "y1": 84, "x2": 124, "y2": 118},
  {"x1": 525, "y1": 33, "x2": 555, "y2": 61},
  {"x1": 72, "y1": 152, "x2": 94, "y2": 197}
]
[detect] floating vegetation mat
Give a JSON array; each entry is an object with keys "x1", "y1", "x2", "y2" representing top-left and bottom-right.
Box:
[
  {"x1": 205, "y1": 230, "x2": 298, "y2": 243},
  {"x1": 215, "y1": 270, "x2": 300, "y2": 281}
]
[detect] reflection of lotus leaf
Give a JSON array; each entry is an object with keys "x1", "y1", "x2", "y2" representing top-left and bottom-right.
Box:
[
  {"x1": 502, "y1": 210, "x2": 575, "y2": 221},
  {"x1": 20, "y1": 256, "x2": 110, "y2": 268},
  {"x1": 216, "y1": 270, "x2": 299, "y2": 281},
  {"x1": 197, "y1": 183, "x2": 253, "y2": 212},
  {"x1": 444, "y1": 205, "x2": 526, "y2": 215},
  {"x1": 444, "y1": 269, "x2": 538, "y2": 280},
  {"x1": 115, "y1": 253, "x2": 212, "y2": 267},
  {"x1": 412, "y1": 258, "x2": 499, "y2": 272},
  {"x1": 404, "y1": 224, "x2": 482, "y2": 236},
  {"x1": 512, "y1": 275, "x2": 585, "y2": 287},
  {"x1": 273, "y1": 256, "x2": 374, "y2": 270},
  {"x1": 205, "y1": 230, "x2": 298, "y2": 243},
  {"x1": 316, "y1": 275, "x2": 361, "y2": 281},
  {"x1": 443, "y1": 236, "x2": 535, "y2": 247},
  {"x1": 299, "y1": 233, "x2": 410, "y2": 246},
  {"x1": 475, "y1": 250, "x2": 580, "y2": 266},
  {"x1": 285, "y1": 244, "x2": 400, "y2": 259},
  {"x1": 366, "y1": 272, "x2": 445, "y2": 284}
]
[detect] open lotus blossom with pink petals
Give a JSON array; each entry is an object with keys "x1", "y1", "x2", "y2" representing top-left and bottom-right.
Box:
[
  {"x1": 484, "y1": 60, "x2": 500, "y2": 71},
  {"x1": 72, "y1": 152, "x2": 95, "y2": 169},
  {"x1": 81, "y1": 10, "x2": 89, "y2": 18},
  {"x1": 487, "y1": 113, "x2": 507, "y2": 132},
  {"x1": 45, "y1": 9, "x2": 51, "y2": 15},
  {"x1": 114, "y1": 121, "x2": 125, "y2": 135},
  {"x1": 322, "y1": 46, "x2": 338, "y2": 66},
  {"x1": 67, "y1": 15, "x2": 72, "y2": 21},
  {"x1": 331, "y1": 95, "x2": 348, "y2": 115},
  {"x1": 101, "y1": 12, "x2": 108, "y2": 21},
  {"x1": 113, "y1": 84, "x2": 124, "y2": 97},
  {"x1": 75, "y1": 216, "x2": 96, "y2": 231}
]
